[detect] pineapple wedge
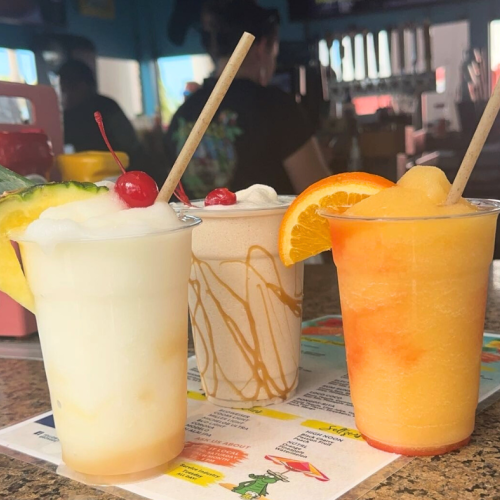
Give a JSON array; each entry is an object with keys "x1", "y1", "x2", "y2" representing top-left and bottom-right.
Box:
[{"x1": 0, "y1": 182, "x2": 108, "y2": 312}]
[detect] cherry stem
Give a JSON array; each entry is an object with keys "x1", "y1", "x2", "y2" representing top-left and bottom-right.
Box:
[
  {"x1": 174, "y1": 181, "x2": 194, "y2": 207},
  {"x1": 94, "y1": 111, "x2": 126, "y2": 174}
]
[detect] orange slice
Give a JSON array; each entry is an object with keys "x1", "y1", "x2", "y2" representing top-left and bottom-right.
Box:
[{"x1": 279, "y1": 173, "x2": 395, "y2": 266}]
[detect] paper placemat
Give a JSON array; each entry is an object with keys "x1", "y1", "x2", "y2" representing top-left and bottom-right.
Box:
[{"x1": 1, "y1": 316, "x2": 500, "y2": 500}]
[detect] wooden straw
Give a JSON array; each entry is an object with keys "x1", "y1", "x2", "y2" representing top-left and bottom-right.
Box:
[
  {"x1": 156, "y1": 32, "x2": 255, "y2": 202},
  {"x1": 445, "y1": 78, "x2": 500, "y2": 205}
]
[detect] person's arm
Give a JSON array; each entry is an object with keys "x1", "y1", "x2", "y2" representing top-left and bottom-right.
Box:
[
  {"x1": 270, "y1": 88, "x2": 330, "y2": 193},
  {"x1": 283, "y1": 136, "x2": 330, "y2": 193}
]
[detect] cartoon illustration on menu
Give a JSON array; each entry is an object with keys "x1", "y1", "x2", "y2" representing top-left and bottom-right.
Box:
[
  {"x1": 220, "y1": 455, "x2": 329, "y2": 500},
  {"x1": 482, "y1": 339, "x2": 500, "y2": 364},
  {"x1": 302, "y1": 316, "x2": 344, "y2": 338},
  {"x1": 230, "y1": 470, "x2": 288, "y2": 499}
]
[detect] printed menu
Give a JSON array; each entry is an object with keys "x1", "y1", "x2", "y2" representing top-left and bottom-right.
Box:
[{"x1": 1, "y1": 316, "x2": 500, "y2": 500}]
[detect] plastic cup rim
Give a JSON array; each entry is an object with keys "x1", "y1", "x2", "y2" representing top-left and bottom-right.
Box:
[
  {"x1": 171, "y1": 196, "x2": 295, "y2": 217},
  {"x1": 318, "y1": 198, "x2": 500, "y2": 222},
  {"x1": 14, "y1": 213, "x2": 202, "y2": 244}
]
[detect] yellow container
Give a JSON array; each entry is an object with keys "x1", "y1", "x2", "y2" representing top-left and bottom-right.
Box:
[{"x1": 57, "y1": 151, "x2": 129, "y2": 183}]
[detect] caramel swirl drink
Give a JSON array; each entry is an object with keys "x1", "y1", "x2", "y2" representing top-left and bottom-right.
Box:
[
  {"x1": 2, "y1": 183, "x2": 200, "y2": 482},
  {"x1": 322, "y1": 167, "x2": 500, "y2": 455},
  {"x1": 181, "y1": 185, "x2": 304, "y2": 408}
]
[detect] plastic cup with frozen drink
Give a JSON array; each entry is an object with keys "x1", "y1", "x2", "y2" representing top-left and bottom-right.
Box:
[
  {"x1": 321, "y1": 167, "x2": 500, "y2": 455},
  {"x1": 179, "y1": 185, "x2": 304, "y2": 408},
  {"x1": 6, "y1": 185, "x2": 200, "y2": 482}
]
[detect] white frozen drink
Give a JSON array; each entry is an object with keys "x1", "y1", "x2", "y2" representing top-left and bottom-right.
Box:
[{"x1": 16, "y1": 189, "x2": 200, "y2": 482}]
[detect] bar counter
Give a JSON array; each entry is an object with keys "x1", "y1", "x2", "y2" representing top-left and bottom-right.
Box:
[{"x1": 1, "y1": 262, "x2": 500, "y2": 500}]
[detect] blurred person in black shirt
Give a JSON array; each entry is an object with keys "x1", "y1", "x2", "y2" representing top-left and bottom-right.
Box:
[
  {"x1": 162, "y1": 0, "x2": 329, "y2": 198},
  {"x1": 58, "y1": 59, "x2": 148, "y2": 171}
]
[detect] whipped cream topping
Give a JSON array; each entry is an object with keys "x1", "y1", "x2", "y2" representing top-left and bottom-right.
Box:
[
  {"x1": 234, "y1": 184, "x2": 281, "y2": 208},
  {"x1": 174, "y1": 184, "x2": 293, "y2": 212},
  {"x1": 19, "y1": 187, "x2": 185, "y2": 247}
]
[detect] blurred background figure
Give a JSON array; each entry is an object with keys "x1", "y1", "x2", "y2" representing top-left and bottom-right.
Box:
[
  {"x1": 183, "y1": 81, "x2": 201, "y2": 101},
  {"x1": 58, "y1": 59, "x2": 148, "y2": 171},
  {"x1": 162, "y1": 0, "x2": 329, "y2": 198}
]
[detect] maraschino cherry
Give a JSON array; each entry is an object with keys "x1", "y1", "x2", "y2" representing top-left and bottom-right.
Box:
[
  {"x1": 94, "y1": 112, "x2": 159, "y2": 208},
  {"x1": 204, "y1": 188, "x2": 237, "y2": 206}
]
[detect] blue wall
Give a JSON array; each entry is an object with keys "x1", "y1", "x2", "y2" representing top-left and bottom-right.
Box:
[
  {"x1": 64, "y1": 0, "x2": 138, "y2": 58},
  {"x1": 0, "y1": 0, "x2": 499, "y2": 59},
  {"x1": 0, "y1": 0, "x2": 138, "y2": 59}
]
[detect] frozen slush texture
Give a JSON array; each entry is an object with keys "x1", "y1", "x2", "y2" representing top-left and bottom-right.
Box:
[
  {"x1": 17, "y1": 188, "x2": 194, "y2": 478},
  {"x1": 20, "y1": 229, "x2": 192, "y2": 476},
  {"x1": 346, "y1": 166, "x2": 476, "y2": 218},
  {"x1": 329, "y1": 166, "x2": 497, "y2": 454},
  {"x1": 22, "y1": 190, "x2": 183, "y2": 246}
]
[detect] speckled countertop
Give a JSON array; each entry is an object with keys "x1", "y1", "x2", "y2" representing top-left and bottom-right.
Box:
[{"x1": 1, "y1": 262, "x2": 500, "y2": 500}]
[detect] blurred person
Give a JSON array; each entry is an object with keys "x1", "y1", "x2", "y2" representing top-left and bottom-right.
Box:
[
  {"x1": 183, "y1": 81, "x2": 201, "y2": 101},
  {"x1": 162, "y1": 0, "x2": 329, "y2": 198},
  {"x1": 58, "y1": 59, "x2": 148, "y2": 171}
]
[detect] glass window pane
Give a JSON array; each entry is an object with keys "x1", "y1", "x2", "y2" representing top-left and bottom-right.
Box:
[
  {"x1": 342, "y1": 36, "x2": 354, "y2": 82},
  {"x1": 16, "y1": 50, "x2": 37, "y2": 85},
  {"x1": 378, "y1": 31, "x2": 391, "y2": 78},
  {"x1": 331, "y1": 39, "x2": 343, "y2": 82},
  {"x1": 96, "y1": 57, "x2": 143, "y2": 120},
  {"x1": 0, "y1": 48, "x2": 37, "y2": 85},
  {"x1": 354, "y1": 34, "x2": 365, "y2": 80},
  {"x1": 367, "y1": 33, "x2": 377, "y2": 79},
  {"x1": 318, "y1": 39, "x2": 329, "y2": 67},
  {"x1": 157, "y1": 54, "x2": 214, "y2": 126},
  {"x1": 490, "y1": 20, "x2": 500, "y2": 91}
]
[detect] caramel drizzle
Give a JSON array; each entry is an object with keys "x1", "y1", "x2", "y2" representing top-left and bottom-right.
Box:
[{"x1": 189, "y1": 245, "x2": 303, "y2": 403}]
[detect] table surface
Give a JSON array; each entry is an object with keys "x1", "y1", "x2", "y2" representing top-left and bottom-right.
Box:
[{"x1": 2, "y1": 263, "x2": 500, "y2": 500}]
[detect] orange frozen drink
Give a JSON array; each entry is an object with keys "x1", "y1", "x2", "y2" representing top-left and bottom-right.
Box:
[{"x1": 322, "y1": 167, "x2": 500, "y2": 455}]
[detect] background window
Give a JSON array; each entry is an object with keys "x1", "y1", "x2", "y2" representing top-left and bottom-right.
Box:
[
  {"x1": 157, "y1": 54, "x2": 214, "y2": 126},
  {"x1": 0, "y1": 48, "x2": 37, "y2": 84},
  {"x1": 96, "y1": 57, "x2": 143, "y2": 120},
  {"x1": 0, "y1": 48, "x2": 37, "y2": 124},
  {"x1": 490, "y1": 20, "x2": 500, "y2": 90}
]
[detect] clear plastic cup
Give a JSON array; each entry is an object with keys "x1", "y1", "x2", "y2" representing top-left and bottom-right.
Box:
[
  {"x1": 321, "y1": 199, "x2": 500, "y2": 455},
  {"x1": 187, "y1": 205, "x2": 304, "y2": 408},
  {"x1": 16, "y1": 215, "x2": 200, "y2": 483}
]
